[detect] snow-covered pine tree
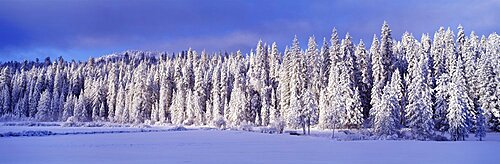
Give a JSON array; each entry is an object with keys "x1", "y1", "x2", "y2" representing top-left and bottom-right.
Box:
[
  {"x1": 114, "y1": 85, "x2": 126, "y2": 123},
  {"x1": 318, "y1": 88, "x2": 329, "y2": 129},
  {"x1": 456, "y1": 25, "x2": 466, "y2": 60},
  {"x1": 193, "y1": 58, "x2": 207, "y2": 125},
  {"x1": 319, "y1": 37, "x2": 330, "y2": 90},
  {"x1": 268, "y1": 43, "x2": 281, "y2": 122},
  {"x1": 285, "y1": 36, "x2": 306, "y2": 128},
  {"x1": 210, "y1": 59, "x2": 222, "y2": 123},
  {"x1": 158, "y1": 59, "x2": 174, "y2": 123},
  {"x1": 329, "y1": 28, "x2": 341, "y2": 68},
  {"x1": 447, "y1": 85, "x2": 469, "y2": 141},
  {"x1": 444, "y1": 28, "x2": 457, "y2": 71},
  {"x1": 380, "y1": 21, "x2": 394, "y2": 81},
  {"x1": 475, "y1": 105, "x2": 486, "y2": 141},
  {"x1": 228, "y1": 50, "x2": 249, "y2": 127},
  {"x1": 35, "y1": 90, "x2": 51, "y2": 121},
  {"x1": 305, "y1": 36, "x2": 321, "y2": 102},
  {"x1": 338, "y1": 34, "x2": 363, "y2": 128},
  {"x1": 476, "y1": 46, "x2": 498, "y2": 131},
  {"x1": 373, "y1": 81, "x2": 399, "y2": 138},
  {"x1": 447, "y1": 57, "x2": 472, "y2": 141},
  {"x1": 0, "y1": 68, "x2": 11, "y2": 116},
  {"x1": 62, "y1": 94, "x2": 75, "y2": 121},
  {"x1": 328, "y1": 64, "x2": 345, "y2": 137},
  {"x1": 11, "y1": 69, "x2": 27, "y2": 118},
  {"x1": 279, "y1": 46, "x2": 291, "y2": 125},
  {"x1": 369, "y1": 34, "x2": 383, "y2": 126},
  {"x1": 29, "y1": 69, "x2": 44, "y2": 118},
  {"x1": 170, "y1": 90, "x2": 186, "y2": 125},
  {"x1": 107, "y1": 62, "x2": 119, "y2": 121},
  {"x1": 405, "y1": 44, "x2": 434, "y2": 140},
  {"x1": 269, "y1": 86, "x2": 280, "y2": 125},
  {"x1": 254, "y1": 41, "x2": 272, "y2": 126},
  {"x1": 434, "y1": 73, "x2": 450, "y2": 132},
  {"x1": 269, "y1": 42, "x2": 281, "y2": 89},
  {"x1": 15, "y1": 93, "x2": 29, "y2": 119},
  {"x1": 221, "y1": 59, "x2": 231, "y2": 122},
  {"x1": 98, "y1": 102, "x2": 106, "y2": 121},
  {"x1": 389, "y1": 68, "x2": 403, "y2": 128},
  {"x1": 260, "y1": 85, "x2": 272, "y2": 126},
  {"x1": 355, "y1": 39, "x2": 373, "y2": 120},
  {"x1": 464, "y1": 32, "x2": 479, "y2": 100},
  {"x1": 185, "y1": 90, "x2": 196, "y2": 125},
  {"x1": 431, "y1": 27, "x2": 447, "y2": 80},
  {"x1": 420, "y1": 34, "x2": 434, "y2": 89},
  {"x1": 301, "y1": 88, "x2": 317, "y2": 135},
  {"x1": 318, "y1": 29, "x2": 342, "y2": 130},
  {"x1": 131, "y1": 61, "x2": 148, "y2": 124},
  {"x1": 74, "y1": 92, "x2": 89, "y2": 122}
]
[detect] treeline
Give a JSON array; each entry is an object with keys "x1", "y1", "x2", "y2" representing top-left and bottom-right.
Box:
[{"x1": 0, "y1": 22, "x2": 498, "y2": 140}]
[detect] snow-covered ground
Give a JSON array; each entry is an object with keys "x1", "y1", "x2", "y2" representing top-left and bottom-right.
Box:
[{"x1": 1, "y1": 124, "x2": 499, "y2": 164}]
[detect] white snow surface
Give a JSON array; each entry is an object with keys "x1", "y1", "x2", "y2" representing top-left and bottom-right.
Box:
[{"x1": 0, "y1": 124, "x2": 499, "y2": 164}]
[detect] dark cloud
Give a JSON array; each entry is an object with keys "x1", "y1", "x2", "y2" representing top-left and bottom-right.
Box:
[{"x1": 0, "y1": 0, "x2": 498, "y2": 61}]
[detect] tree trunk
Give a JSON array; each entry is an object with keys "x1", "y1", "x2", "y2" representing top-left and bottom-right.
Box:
[
  {"x1": 302, "y1": 117, "x2": 306, "y2": 135},
  {"x1": 307, "y1": 117, "x2": 311, "y2": 135},
  {"x1": 302, "y1": 124, "x2": 306, "y2": 135},
  {"x1": 331, "y1": 123, "x2": 335, "y2": 139}
]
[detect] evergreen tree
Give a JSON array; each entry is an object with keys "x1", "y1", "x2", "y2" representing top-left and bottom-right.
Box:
[
  {"x1": 107, "y1": 62, "x2": 119, "y2": 121},
  {"x1": 62, "y1": 94, "x2": 75, "y2": 121},
  {"x1": 431, "y1": 27, "x2": 447, "y2": 80},
  {"x1": 355, "y1": 40, "x2": 373, "y2": 120},
  {"x1": 389, "y1": 69, "x2": 403, "y2": 127},
  {"x1": 374, "y1": 82, "x2": 399, "y2": 138},
  {"x1": 370, "y1": 34, "x2": 383, "y2": 125},
  {"x1": 447, "y1": 83, "x2": 469, "y2": 141},
  {"x1": 305, "y1": 36, "x2": 321, "y2": 101},
  {"x1": 74, "y1": 93, "x2": 89, "y2": 122},
  {"x1": 228, "y1": 51, "x2": 249, "y2": 127},
  {"x1": 287, "y1": 36, "x2": 307, "y2": 128},
  {"x1": 210, "y1": 60, "x2": 222, "y2": 124},
  {"x1": 114, "y1": 85, "x2": 126, "y2": 123},
  {"x1": 319, "y1": 37, "x2": 330, "y2": 89},
  {"x1": 380, "y1": 21, "x2": 394, "y2": 81},
  {"x1": 170, "y1": 90, "x2": 186, "y2": 125},
  {"x1": 476, "y1": 46, "x2": 498, "y2": 131},
  {"x1": 475, "y1": 105, "x2": 486, "y2": 141},
  {"x1": 434, "y1": 73, "x2": 450, "y2": 132},
  {"x1": 447, "y1": 56, "x2": 473, "y2": 141},
  {"x1": 302, "y1": 88, "x2": 318, "y2": 135},
  {"x1": 35, "y1": 90, "x2": 51, "y2": 121},
  {"x1": 405, "y1": 45, "x2": 434, "y2": 140},
  {"x1": 131, "y1": 62, "x2": 148, "y2": 124}
]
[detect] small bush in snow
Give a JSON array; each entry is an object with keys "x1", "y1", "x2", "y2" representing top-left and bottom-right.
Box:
[
  {"x1": 62, "y1": 116, "x2": 80, "y2": 127},
  {"x1": 212, "y1": 117, "x2": 226, "y2": 129},
  {"x1": 183, "y1": 119, "x2": 194, "y2": 126},
  {"x1": 269, "y1": 120, "x2": 285, "y2": 134},
  {"x1": 238, "y1": 121, "x2": 254, "y2": 131},
  {"x1": 144, "y1": 120, "x2": 152, "y2": 125},
  {"x1": 374, "y1": 134, "x2": 399, "y2": 140}
]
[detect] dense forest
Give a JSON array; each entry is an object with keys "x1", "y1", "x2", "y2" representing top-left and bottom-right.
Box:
[{"x1": 0, "y1": 22, "x2": 498, "y2": 140}]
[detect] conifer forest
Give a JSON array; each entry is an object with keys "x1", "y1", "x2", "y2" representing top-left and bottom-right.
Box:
[{"x1": 0, "y1": 22, "x2": 498, "y2": 141}]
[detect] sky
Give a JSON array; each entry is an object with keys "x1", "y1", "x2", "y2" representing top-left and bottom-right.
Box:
[{"x1": 0, "y1": 0, "x2": 498, "y2": 62}]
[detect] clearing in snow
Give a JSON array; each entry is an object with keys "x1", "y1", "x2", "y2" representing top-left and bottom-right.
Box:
[{"x1": 1, "y1": 125, "x2": 499, "y2": 164}]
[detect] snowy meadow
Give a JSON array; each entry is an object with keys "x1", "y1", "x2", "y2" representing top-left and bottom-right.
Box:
[
  {"x1": 1, "y1": 122, "x2": 500, "y2": 164},
  {"x1": 0, "y1": 22, "x2": 499, "y2": 163}
]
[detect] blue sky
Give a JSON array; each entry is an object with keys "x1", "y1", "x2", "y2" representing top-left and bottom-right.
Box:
[{"x1": 0, "y1": 0, "x2": 498, "y2": 61}]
